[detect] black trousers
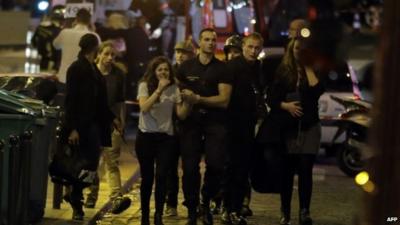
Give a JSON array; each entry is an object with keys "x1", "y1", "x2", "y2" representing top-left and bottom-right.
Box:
[
  {"x1": 165, "y1": 141, "x2": 180, "y2": 208},
  {"x1": 70, "y1": 124, "x2": 101, "y2": 206},
  {"x1": 224, "y1": 120, "x2": 255, "y2": 214},
  {"x1": 179, "y1": 119, "x2": 228, "y2": 210},
  {"x1": 280, "y1": 154, "x2": 316, "y2": 214},
  {"x1": 135, "y1": 131, "x2": 176, "y2": 215}
]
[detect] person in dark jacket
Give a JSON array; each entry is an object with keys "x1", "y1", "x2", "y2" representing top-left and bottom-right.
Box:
[
  {"x1": 31, "y1": 12, "x2": 62, "y2": 71},
  {"x1": 223, "y1": 33, "x2": 264, "y2": 225},
  {"x1": 64, "y1": 33, "x2": 122, "y2": 220},
  {"x1": 209, "y1": 35, "x2": 243, "y2": 216},
  {"x1": 176, "y1": 28, "x2": 233, "y2": 225},
  {"x1": 96, "y1": 16, "x2": 151, "y2": 100},
  {"x1": 267, "y1": 37, "x2": 324, "y2": 225}
]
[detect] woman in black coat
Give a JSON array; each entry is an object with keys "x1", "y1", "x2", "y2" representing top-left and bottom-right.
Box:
[
  {"x1": 64, "y1": 33, "x2": 121, "y2": 220},
  {"x1": 267, "y1": 37, "x2": 324, "y2": 225}
]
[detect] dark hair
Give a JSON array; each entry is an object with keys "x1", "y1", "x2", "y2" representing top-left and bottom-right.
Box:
[
  {"x1": 78, "y1": 33, "x2": 99, "y2": 58},
  {"x1": 199, "y1": 28, "x2": 216, "y2": 40},
  {"x1": 76, "y1": 8, "x2": 91, "y2": 25},
  {"x1": 140, "y1": 56, "x2": 175, "y2": 95}
]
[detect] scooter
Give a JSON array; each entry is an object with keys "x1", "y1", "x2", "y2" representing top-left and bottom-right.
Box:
[{"x1": 330, "y1": 95, "x2": 372, "y2": 177}]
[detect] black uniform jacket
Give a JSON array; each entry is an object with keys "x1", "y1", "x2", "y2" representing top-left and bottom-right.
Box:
[{"x1": 65, "y1": 55, "x2": 115, "y2": 147}]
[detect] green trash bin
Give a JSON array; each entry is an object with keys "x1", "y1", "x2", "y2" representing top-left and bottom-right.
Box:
[{"x1": 0, "y1": 89, "x2": 59, "y2": 224}]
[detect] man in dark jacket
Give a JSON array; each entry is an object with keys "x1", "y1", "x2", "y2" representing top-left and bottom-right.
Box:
[
  {"x1": 223, "y1": 33, "x2": 264, "y2": 225},
  {"x1": 64, "y1": 33, "x2": 121, "y2": 220},
  {"x1": 176, "y1": 28, "x2": 233, "y2": 225}
]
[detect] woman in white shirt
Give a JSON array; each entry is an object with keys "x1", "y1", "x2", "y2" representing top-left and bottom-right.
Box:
[{"x1": 135, "y1": 56, "x2": 190, "y2": 225}]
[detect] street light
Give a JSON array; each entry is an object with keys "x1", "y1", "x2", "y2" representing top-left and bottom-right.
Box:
[{"x1": 37, "y1": 1, "x2": 49, "y2": 12}]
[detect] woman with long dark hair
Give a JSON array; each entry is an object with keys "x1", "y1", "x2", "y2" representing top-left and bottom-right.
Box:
[
  {"x1": 268, "y1": 37, "x2": 324, "y2": 225},
  {"x1": 135, "y1": 56, "x2": 190, "y2": 225}
]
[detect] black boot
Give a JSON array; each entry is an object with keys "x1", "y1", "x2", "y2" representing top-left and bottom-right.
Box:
[
  {"x1": 279, "y1": 211, "x2": 290, "y2": 225},
  {"x1": 240, "y1": 196, "x2": 253, "y2": 217},
  {"x1": 221, "y1": 210, "x2": 232, "y2": 224},
  {"x1": 240, "y1": 205, "x2": 253, "y2": 217},
  {"x1": 230, "y1": 212, "x2": 247, "y2": 225},
  {"x1": 200, "y1": 204, "x2": 213, "y2": 225},
  {"x1": 299, "y1": 209, "x2": 312, "y2": 225},
  {"x1": 141, "y1": 209, "x2": 150, "y2": 225},
  {"x1": 154, "y1": 212, "x2": 164, "y2": 225},
  {"x1": 186, "y1": 209, "x2": 197, "y2": 225},
  {"x1": 70, "y1": 201, "x2": 84, "y2": 221}
]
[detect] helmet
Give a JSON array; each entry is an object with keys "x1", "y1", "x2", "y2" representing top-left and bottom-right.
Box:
[
  {"x1": 223, "y1": 35, "x2": 242, "y2": 55},
  {"x1": 49, "y1": 5, "x2": 65, "y2": 21}
]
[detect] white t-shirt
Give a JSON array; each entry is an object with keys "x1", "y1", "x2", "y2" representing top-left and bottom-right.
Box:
[
  {"x1": 137, "y1": 82, "x2": 181, "y2": 135},
  {"x1": 53, "y1": 24, "x2": 101, "y2": 83}
]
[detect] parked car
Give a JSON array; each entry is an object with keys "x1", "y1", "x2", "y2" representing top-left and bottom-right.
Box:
[{"x1": 320, "y1": 59, "x2": 373, "y2": 156}]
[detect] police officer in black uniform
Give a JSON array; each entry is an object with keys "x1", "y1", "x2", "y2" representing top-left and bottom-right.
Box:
[
  {"x1": 223, "y1": 33, "x2": 264, "y2": 225},
  {"x1": 176, "y1": 28, "x2": 233, "y2": 225},
  {"x1": 209, "y1": 35, "x2": 243, "y2": 216}
]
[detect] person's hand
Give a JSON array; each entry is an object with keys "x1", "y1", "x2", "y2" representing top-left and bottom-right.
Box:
[
  {"x1": 68, "y1": 130, "x2": 79, "y2": 145},
  {"x1": 157, "y1": 78, "x2": 170, "y2": 93},
  {"x1": 181, "y1": 89, "x2": 200, "y2": 104},
  {"x1": 281, "y1": 101, "x2": 303, "y2": 117}
]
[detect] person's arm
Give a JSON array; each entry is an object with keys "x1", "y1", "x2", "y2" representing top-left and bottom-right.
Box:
[
  {"x1": 53, "y1": 30, "x2": 64, "y2": 50},
  {"x1": 138, "y1": 88, "x2": 160, "y2": 113},
  {"x1": 118, "y1": 102, "x2": 126, "y2": 128},
  {"x1": 304, "y1": 66, "x2": 319, "y2": 86},
  {"x1": 304, "y1": 66, "x2": 325, "y2": 97},
  {"x1": 65, "y1": 64, "x2": 82, "y2": 145},
  {"x1": 176, "y1": 101, "x2": 192, "y2": 120},
  {"x1": 175, "y1": 87, "x2": 192, "y2": 120},
  {"x1": 194, "y1": 83, "x2": 232, "y2": 108},
  {"x1": 138, "y1": 79, "x2": 170, "y2": 113}
]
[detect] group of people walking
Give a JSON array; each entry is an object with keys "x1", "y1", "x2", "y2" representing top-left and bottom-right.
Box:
[
  {"x1": 132, "y1": 27, "x2": 323, "y2": 225},
  {"x1": 59, "y1": 8, "x2": 323, "y2": 225}
]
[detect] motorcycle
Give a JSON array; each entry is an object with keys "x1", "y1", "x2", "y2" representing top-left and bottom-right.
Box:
[{"x1": 330, "y1": 95, "x2": 372, "y2": 177}]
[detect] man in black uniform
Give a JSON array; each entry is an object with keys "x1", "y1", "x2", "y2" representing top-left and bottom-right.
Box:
[
  {"x1": 176, "y1": 28, "x2": 233, "y2": 225},
  {"x1": 223, "y1": 33, "x2": 264, "y2": 225},
  {"x1": 31, "y1": 9, "x2": 63, "y2": 71}
]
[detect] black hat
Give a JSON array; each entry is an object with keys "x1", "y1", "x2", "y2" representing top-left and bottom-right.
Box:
[{"x1": 223, "y1": 35, "x2": 242, "y2": 54}]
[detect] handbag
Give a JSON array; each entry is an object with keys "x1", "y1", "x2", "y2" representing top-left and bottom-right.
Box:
[
  {"x1": 48, "y1": 143, "x2": 97, "y2": 187},
  {"x1": 250, "y1": 143, "x2": 284, "y2": 193}
]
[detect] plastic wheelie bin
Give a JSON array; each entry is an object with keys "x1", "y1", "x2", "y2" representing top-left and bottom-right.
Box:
[{"x1": 0, "y1": 89, "x2": 59, "y2": 225}]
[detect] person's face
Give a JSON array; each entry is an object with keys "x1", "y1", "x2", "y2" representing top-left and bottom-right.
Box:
[
  {"x1": 242, "y1": 38, "x2": 262, "y2": 62},
  {"x1": 293, "y1": 39, "x2": 301, "y2": 61},
  {"x1": 97, "y1": 46, "x2": 116, "y2": 67},
  {"x1": 155, "y1": 62, "x2": 170, "y2": 80},
  {"x1": 199, "y1": 31, "x2": 217, "y2": 54},
  {"x1": 175, "y1": 50, "x2": 192, "y2": 65},
  {"x1": 227, "y1": 48, "x2": 242, "y2": 61}
]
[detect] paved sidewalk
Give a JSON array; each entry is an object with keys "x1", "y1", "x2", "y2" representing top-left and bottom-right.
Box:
[{"x1": 37, "y1": 137, "x2": 139, "y2": 225}]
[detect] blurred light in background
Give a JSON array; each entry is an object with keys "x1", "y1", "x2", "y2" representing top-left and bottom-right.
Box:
[
  {"x1": 300, "y1": 28, "x2": 311, "y2": 38},
  {"x1": 355, "y1": 171, "x2": 369, "y2": 185},
  {"x1": 37, "y1": 1, "x2": 49, "y2": 12}
]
